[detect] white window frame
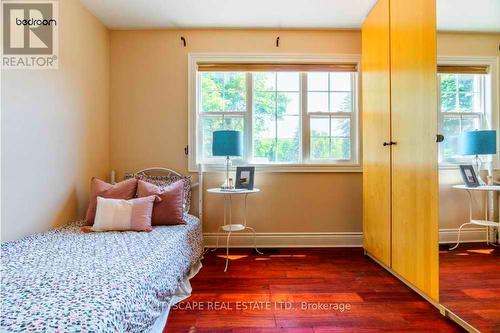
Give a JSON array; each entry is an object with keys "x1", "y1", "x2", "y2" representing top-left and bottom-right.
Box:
[
  {"x1": 196, "y1": 71, "x2": 248, "y2": 166},
  {"x1": 188, "y1": 53, "x2": 361, "y2": 173},
  {"x1": 437, "y1": 56, "x2": 499, "y2": 169},
  {"x1": 303, "y1": 72, "x2": 358, "y2": 164}
]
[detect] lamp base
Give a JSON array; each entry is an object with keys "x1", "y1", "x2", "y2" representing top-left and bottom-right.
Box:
[
  {"x1": 220, "y1": 156, "x2": 234, "y2": 189},
  {"x1": 473, "y1": 155, "x2": 487, "y2": 185},
  {"x1": 477, "y1": 170, "x2": 489, "y2": 186}
]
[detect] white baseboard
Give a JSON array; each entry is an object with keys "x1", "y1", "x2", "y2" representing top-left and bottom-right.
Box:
[
  {"x1": 438, "y1": 227, "x2": 488, "y2": 244},
  {"x1": 203, "y1": 232, "x2": 363, "y2": 248},
  {"x1": 203, "y1": 227, "x2": 491, "y2": 248}
]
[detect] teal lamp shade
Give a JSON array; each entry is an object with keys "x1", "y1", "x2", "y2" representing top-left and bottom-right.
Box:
[
  {"x1": 459, "y1": 130, "x2": 497, "y2": 155},
  {"x1": 212, "y1": 130, "x2": 242, "y2": 157}
]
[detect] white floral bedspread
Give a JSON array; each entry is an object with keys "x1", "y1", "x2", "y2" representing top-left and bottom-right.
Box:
[{"x1": 1, "y1": 214, "x2": 203, "y2": 332}]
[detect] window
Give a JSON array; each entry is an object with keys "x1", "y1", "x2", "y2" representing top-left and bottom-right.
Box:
[
  {"x1": 253, "y1": 72, "x2": 300, "y2": 163},
  {"x1": 190, "y1": 56, "x2": 360, "y2": 171},
  {"x1": 437, "y1": 57, "x2": 499, "y2": 166},
  {"x1": 307, "y1": 72, "x2": 353, "y2": 161},
  {"x1": 438, "y1": 72, "x2": 489, "y2": 163},
  {"x1": 199, "y1": 72, "x2": 246, "y2": 162}
]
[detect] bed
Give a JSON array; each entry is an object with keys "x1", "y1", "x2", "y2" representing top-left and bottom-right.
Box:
[{"x1": 1, "y1": 168, "x2": 204, "y2": 332}]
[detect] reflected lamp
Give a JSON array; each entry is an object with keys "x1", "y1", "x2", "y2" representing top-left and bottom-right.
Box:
[{"x1": 460, "y1": 130, "x2": 497, "y2": 184}]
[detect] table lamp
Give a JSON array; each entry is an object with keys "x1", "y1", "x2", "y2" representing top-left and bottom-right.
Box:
[
  {"x1": 212, "y1": 130, "x2": 242, "y2": 189},
  {"x1": 459, "y1": 130, "x2": 497, "y2": 184}
]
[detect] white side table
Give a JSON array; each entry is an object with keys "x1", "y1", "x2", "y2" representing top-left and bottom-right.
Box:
[
  {"x1": 207, "y1": 188, "x2": 262, "y2": 272},
  {"x1": 450, "y1": 185, "x2": 500, "y2": 250}
]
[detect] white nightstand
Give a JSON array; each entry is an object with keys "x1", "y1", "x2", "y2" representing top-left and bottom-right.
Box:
[
  {"x1": 206, "y1": 188, "x2": 262, "y2": 272},
  {"x1": 450, "y1": 184, "x2": 500, "y2": 250}
]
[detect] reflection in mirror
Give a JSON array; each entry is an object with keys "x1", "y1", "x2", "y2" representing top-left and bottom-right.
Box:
[{"x1": 437, "y1": 1, "x2": 500, "y2": 332}]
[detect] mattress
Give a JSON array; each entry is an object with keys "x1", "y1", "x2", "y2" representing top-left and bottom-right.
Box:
[{"x1": 1, "y1": 214, "x2": 203, "y2": 332}]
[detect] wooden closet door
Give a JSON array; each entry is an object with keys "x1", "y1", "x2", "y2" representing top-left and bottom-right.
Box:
[
  {"x1": 361, "y1": 0, "x2": 392, "y2": 267},
  {"x1": 390, "y1": 0, "x2": 439, "y2": 301}
]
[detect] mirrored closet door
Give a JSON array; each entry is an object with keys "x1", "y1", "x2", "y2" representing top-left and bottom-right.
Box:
[{"x1": 437, "y1": 1, "x2": 500, "y2": 331}]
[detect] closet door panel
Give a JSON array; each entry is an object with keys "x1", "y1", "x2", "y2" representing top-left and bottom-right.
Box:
[
  {"x1": 361, "y1": 0, "x2": 392, "y2": 267},
  {"x1": 390, "y1": 0, "x2": 439, "y2": 301}
]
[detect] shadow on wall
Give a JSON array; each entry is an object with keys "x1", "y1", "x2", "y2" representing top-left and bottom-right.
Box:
[
  {"x1": 52, "y1": 188, "x2": 79, "y2": 228},
  {"x1": 199, "y1": 171, "x2": 363, "y2": 234},
  {"x1": 1, "y1": 187, "x2": 78, "y2": 241},
  {"x1": 440, "y1": 168, "x2": 487, "y2": 225}
]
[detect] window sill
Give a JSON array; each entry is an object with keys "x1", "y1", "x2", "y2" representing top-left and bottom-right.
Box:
[
  {"x1": 439, "y1": 161, "x2": 494, "y2": 170},
  {"x1": 439, "y1": 164, "x2": 461, "y2": 170},
  {"x1": 190, "y1": 164, "x2": 362, "y2": 173}
]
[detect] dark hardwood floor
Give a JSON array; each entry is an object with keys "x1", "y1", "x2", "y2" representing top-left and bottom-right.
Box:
[
  {"x1": 440, "y1": 243, "x2": 500, "y2": 333},
  {"x1": 166, "y1": 248, "x2": 462, "y2": 332}
]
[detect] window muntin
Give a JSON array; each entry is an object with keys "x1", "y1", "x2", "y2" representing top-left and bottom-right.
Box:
[
  {"x1": 310, "y1": 116, "x2": 351, "y2": 160},
  {"x1": 440, "y1": 74, "x2": 482, "y2": 113},
  {"x1": 199, "y1": 72, "x2": 246, "y2": 161},
  {"x1": 307, "y1": 72, "x2": 353, "y2": 161},
  {"x1": 253, "y1": 72, "x2": 301, "y2": 163},
  {"x1": 438, "y1": 73, "x2": 487, "y2": 163},
  {"x1": 307, "y1": 72, "x2": 352, "y2": 113},
  {"x1": 196, "y1": 70, "x2": 358, "y2": 166}
]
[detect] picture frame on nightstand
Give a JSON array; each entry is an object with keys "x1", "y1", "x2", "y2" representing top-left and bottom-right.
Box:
[
  {"x1": 235, "y1": 166, "x2": 255, "y2": 190},
  {"x1": 459, "y1": 164, "x2": 480, "y2": 188}
]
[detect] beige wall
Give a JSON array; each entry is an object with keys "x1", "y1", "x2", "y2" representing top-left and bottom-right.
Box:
[
  {"x1": 109, "y1": 29, "x2": 499, "y2": 239},
  {"x1": 110, "y1": 30, "x2": 363, "y2": 236},
  {"x1": 437, "y1": 32, "x2": 500, "y2": 57},
  {"x1": 437, "y1": 33, "x2": 500, "y2": 231},
  {"x1": 3, "y1": 25, "x2": 495, "y2": 241},
  {"x1": 1, "y1": 0, "x2": 110, "y2": 241}
]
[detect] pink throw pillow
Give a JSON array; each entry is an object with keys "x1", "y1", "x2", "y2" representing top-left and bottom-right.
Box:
[
  {"x1": 81, "y1": 195, "x2": 160, "y2": 232},
  {"x1": 136, "y1": 180, "x2": 185, "y2": 225},
  {"x1": 84, "y1": 178, "x2": 138, "y2": 225}
]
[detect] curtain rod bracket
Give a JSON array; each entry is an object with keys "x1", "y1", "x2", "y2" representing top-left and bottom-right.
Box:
[
  {"x1": 181, "y1": 36, "x2": 187, "y2": 47},
  {"x1": 276, "y1": 37, "x2": 280, "y2": 47}
]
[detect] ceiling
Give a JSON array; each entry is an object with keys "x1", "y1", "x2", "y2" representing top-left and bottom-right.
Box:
[
  {"x1": 437, "y1": 0, "x2": 500, "y2": 32},
  {"x1": 80, "y1": 0, "x2": 500, "y2": 32}
]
